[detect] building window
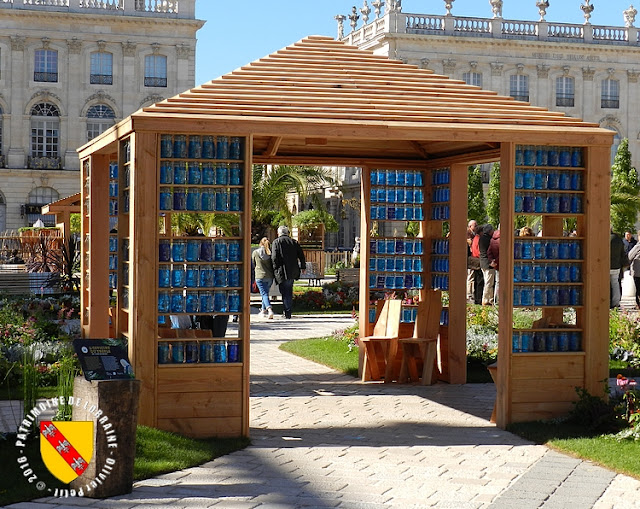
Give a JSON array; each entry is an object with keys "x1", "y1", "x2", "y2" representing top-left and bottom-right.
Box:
[
  {"x1": 463, "y1": 71, "x2": 482, "y2": 87},
  {"x1": 86, "y1": 104, "x2": 115, "y2": 141},
  {"x1": 602, "y1": 79, "x2": 620, "y2": 109},
  {"x1": 144, "y1": 55, "x2": 167, "y2": 87},
  {"x1": 510, "y1": 74, "x2": 529, "y2": 102},
  {"x1": 30, "y1": 103, "x2": 59, "y2": 158},
  {"x1": 34, "y1": 49, "x2": 58, "y2": 82},
  {"x1": 556, "y1": 76, "x2": 575, "y2": 107},
  {"x1": 27, "y1": 186, "x2": 58, "y2": 227},
  {"x1": 90, "y1": 52, "x2": 113, "y2": 85}
]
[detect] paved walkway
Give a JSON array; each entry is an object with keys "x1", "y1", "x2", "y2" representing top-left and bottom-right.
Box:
[{"x1": 6, "y1": 312, "x2": 640, "y2": 508}]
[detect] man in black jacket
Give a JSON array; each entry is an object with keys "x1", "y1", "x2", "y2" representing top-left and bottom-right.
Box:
[
  {"x1": 611, "y1": 228, "x2": 628, "y2": 308},
  {"x1": 271, "y1": 225, "x2": 306, "y2": 319}
]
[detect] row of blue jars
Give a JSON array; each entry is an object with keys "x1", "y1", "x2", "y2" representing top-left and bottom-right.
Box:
[
  {"x1": 160, "y1": 161, "x2": 242, "y2": 186},
  {"x1": 515, "y1": 193, "x2": 583, "y2": 214},
  {"x1": 431, "y1": 256, "x2": 449, "y2": 273},
  {"x1": 516, "y1": 145, "x2": 583, "y2": 167},
  {"x1": 514, "y1": 263, "x2": 581, "y2": 283},
  {"x1": 432, "y1": 168, "x2": 450, "y2": 185},
  {"x1": 370, "y1": 187, "x2": 426, "y2": 204},
  {"x1": 514, "y1": 240, "x2": 581, "y2": 260},
  {"x1": 159, "y1": 265, "x2": 240, "y2": 288},
  {"x1": 432, "y1": 239, "x2": 449, "y2": 255},
  {"x1": 370, "y1": 273, "x2": 424, "y2": 289},
  {"x1": 401, "y1": 306, "x2": 419, "y2": 323},
  {"x1": 515, "y1": 169, "x2": 583, "y2": 191},
  {"x1": 160, "y1": 134, "x2": 242, "y2": 160},
  {"x1": 513, "y1": 330, "x2": 581, "y2": 353},
  {"x1": 159, "y1": 239, "x2": 241, "y2": 263},
  {"x1": 370, "y1": 256, "x2": 423, "y2": 273},
  {"x1": 158, "y1": 289, "x2": 240, "y2": 314},
  {"x1": 370, "y1": 238, "x2": 424, "y2": 255},
  {"x1": 158, "y1": 340, "x2": 240, "y2": 364},
  {"x1": 431, "y1": 187, "x2": 450, "y2": 203},
  {"x1": 513, "y1": 286, "x2": 582, "y2": 306},
  {"x1": 370, "y1": 169, "x2": 425, "y2": 187},
  {"x1": 160, "y1": 187, "x2": 241, "y2": 212},
  {"x1": 431, "y1": 274, "x2": 449, "y2": 290},
  {"x1": 371, "y1": 205, "x2": 425, "y2": 221},
  {"x1": 431, "y1": 205, "x2": 450, "y2": 220}
]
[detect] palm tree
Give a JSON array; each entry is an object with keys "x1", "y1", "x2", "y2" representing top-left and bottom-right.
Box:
[{"x1": 252, "y1": 164, "x2": 335, "y2": 238}]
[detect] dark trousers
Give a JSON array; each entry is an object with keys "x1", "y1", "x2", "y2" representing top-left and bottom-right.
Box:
[
  {"x1": 279, "y1": 279, "x2": 295, "y2": 317},
  {"x1": 473, "y1": 269, "x2": 484, "y2": 305},
  {"x1": 634, "y1": 277, "x2": 640, "y2": 309}
]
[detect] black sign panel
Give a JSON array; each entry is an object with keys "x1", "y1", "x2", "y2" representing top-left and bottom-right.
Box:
[{"x1": 73, "y1": 339, "x2": 135, "y2": 381}]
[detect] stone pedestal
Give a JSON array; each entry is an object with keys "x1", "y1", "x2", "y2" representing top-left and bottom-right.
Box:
[{"x1": 70, "y1": 377, "x2": 141, "y2": 498}]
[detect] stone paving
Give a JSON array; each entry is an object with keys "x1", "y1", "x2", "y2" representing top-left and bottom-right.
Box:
[{"x1": 5, "y1": 312, "x2": 640, "y2": 508}]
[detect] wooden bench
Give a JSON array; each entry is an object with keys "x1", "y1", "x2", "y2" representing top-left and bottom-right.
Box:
[
  {"x1": 336, "y1": 268, "x2": 359, "y2": 285},
  {"x1": 300, "y1": 261, "x2": 322, "y2": 286}
]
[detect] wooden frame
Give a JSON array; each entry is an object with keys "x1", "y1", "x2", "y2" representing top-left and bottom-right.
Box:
[{"x1": 78, "y1": 36, "x2": 613, "y2": 433}]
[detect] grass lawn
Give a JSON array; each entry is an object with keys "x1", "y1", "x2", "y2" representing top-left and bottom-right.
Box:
[
  {"x1": 0, "y1": 425, "x2": 249, "y2": 506},
  {"x1": 508, "y1": 421, "x2": 640, "y2": 480},
  {"x1": 280, "y1": 337, "x2": 359, "y2": 377}
]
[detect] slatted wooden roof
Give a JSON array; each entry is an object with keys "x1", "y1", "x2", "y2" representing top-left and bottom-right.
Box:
[{"x1": 82, "y1": 35, "x2": 613, "y2": 164}]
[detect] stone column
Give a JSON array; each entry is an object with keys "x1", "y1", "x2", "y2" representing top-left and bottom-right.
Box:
[
  {"x1": 581, "y1": 66, "x2": 596, "y2": 121},
  {"x1": 7, "y1": 35, "x2": 26, "y2": 168},
  {"x1": 121, "y1": 41, "x2": 137, "y2": 115},
  {"x1": 536, "y1": 63, "x2": 550, "y2": 107},
  {"x1": 175, "y1": 44, "x2": 193, "y2": 89},
  {"x1": 64, "y1": 38, "x2": 83, "y2": 171}
]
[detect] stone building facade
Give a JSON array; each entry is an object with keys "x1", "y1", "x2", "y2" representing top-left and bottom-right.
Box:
[
  {"x1": 320, "y1": 1, "x2": 640, "y2": 248},
  {"x1": 0, "y1": 0, "x2": 203, "y2": 230}
]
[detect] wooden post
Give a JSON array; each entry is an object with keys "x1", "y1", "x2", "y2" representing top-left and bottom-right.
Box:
[
  {"x1": 583, "y1": 145, "x2": 611, "y2": 396},
  {"x1": 497, "y1": 142, "x2": 514, "y2": 428},
  {"x1": 358, "y1": 165, "x2": 371, "y2": 377},
  {"x1": 447, "y1": 163, "x2": 468, "y2": 384},
  {"x1": 128, "y1": 132, "x2": 158, "y2": 427}
]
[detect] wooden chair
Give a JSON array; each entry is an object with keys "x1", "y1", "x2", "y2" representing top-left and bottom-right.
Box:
[
  {"x1": 398, "y1": 290, "x2": 443, "y2": 385},
  {"x1": 360, "y1": 299, "x2": 402, "y2": 382}
]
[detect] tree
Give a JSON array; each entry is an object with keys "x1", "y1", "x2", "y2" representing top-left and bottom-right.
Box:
[
  {"x1": 610, "y1": 138, "x2": 640, "y2": 234},
  {"x1": 467, "y1": 165, "x2": 487, "y2": 224},
  {"x1": 486, "y1": 162, "x2": 501, "y2": 228},
  {"x1": 251, "y1": 164, "x2": 335, "y2": 240}
]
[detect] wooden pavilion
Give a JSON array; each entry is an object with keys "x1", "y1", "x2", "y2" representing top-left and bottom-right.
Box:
[{"x1": 78, "y1": 35, "x2": 613, "y2": 436}]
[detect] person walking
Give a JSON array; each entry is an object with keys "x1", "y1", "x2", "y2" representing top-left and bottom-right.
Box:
[
  {"x1": 488, "y1": 227, "x2": 500, "y2": 304},
  {"x1": 466, "y1": 220, "x2": 478, "y2": 302},
  {"x1": 252, "y1": 237, "x2": 275, "y2": 319},
  {"x1": 271, "y1": 225, "x2": 306, "y2": 319},
  {"x1": 479, "y1": 223, "x2": 496, "y2": 306},
  {"x1": 470, "y1": 222, "x2": 484, "y2": 305},
  {"x1": 624, "y1": 230, "x2": 637, "y2": 255},
  {"x1": 628, "y1": 233, "x2": 640, "y2": 309},
  {"x1": 610, "y1": 227, "x2": 628, "y2": 309}
]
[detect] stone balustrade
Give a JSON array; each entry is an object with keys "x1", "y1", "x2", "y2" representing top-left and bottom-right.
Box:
[
  {"x1": 344, "y1": 10, "x2": 640, "y2": 47},
  {"x1": 0, "y1": 0, "x2": 194, "y2": 18}
]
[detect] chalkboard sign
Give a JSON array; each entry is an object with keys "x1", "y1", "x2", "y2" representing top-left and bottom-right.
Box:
[{"x1": 73, "y1": 339, "x2": 135, "y2": 381}]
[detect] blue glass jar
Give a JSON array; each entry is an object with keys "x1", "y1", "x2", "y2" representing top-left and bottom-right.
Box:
[
  {"x1": 214, "y1": 268, "x2": 228, "y2": 287},
  {"x1": 405, "y1": 170, "x2": 415, "y2": 186},
  {"x1": 160, "y1": 162, "x2": 173, "y2": 184},
  {"x1": 171, "y1": 342, "x2": 185, "y2": 363},
  {"x1": 559, "y1": 171, "x2": 571, "y2": 191},
  {"x1": 533, "y1": 265, "x2": 544, "y2": 283},
  {"x1": 160, "y1": 134, "x2": 173, "y2": 158},
  {"x1": 547, "y1": 194, "x2": 560, "y2": 213},
  {"x1": 546, "y1": 170, "x2": 559, "y2": 190},
  {"x1": 199, "y1": 291, "x2": 214, "y2": 313},
  {"x1": 158, "y1": 290, "x2": 170, "y2": 313},
  {"x1": 558, "y1": 242, "x2": 570, "y2": 260},
  {"x1": 396, "y1": 169, "x2": 406, "y2": 186},
  {"x1": 546, "y1": 287, "x2": 559, "y2": 306},
  {"x1": 216, "y1": 163, "x2": 229, "y2": 185},
  {"x1": 558, "y1": 265, "x2": 569, "y2": 283},
  {"x1": 520, "y1": 287, "x2": 533, "y2": 306},
  {"x1": 199, "y1": 341, "x2": 213, "y2": 363},
  {"x1": 559, "y1": 194, "x2": 571, "y2": 213},
  {"x1": 514, "y1": 194, "x2": 524, "y2": 213},
  {"x1": 202, "y1": 163, "x2": 215, "y2": 185},
  {"x1": 214, "y1": 291, "x2": 228, "y2": 312},
  {"x1": 548, "y1": 146, "x2": 560, "y2": 166},
  {"x1": 534, "y1": 287, "x2": 545, "y2": 306},
  {"x1": 185, "y1": 291, "x2": 199, "y2": 313},
  {"x1": 173, "y1": 135, "x2": 187, "y2": 158},
  {"x1": 215, "y1": 189, "x2": 228, "y2": 211},
  {"x1": 559, "y1": 147, "x2": 571, "y2": 167},
  {"x1": 558, "y1": 332, "x2": 569, "y2": 352},
  {"x1": 213, "y1": 340, "x2": 227, "y2": 362},
  {"x1": 534, "y1": 195, "x2": 544, "y2": 213},
  {"x1": 570, "y1": 194, "x2": 581, "y2": 214},
  {"x1": 186, "y1": 188, "x2": 201, "y2": 211},
  {"x1": 171, "y1": 293, "x2": 185, "y2": 313},
  {"x1": 158, "y1": 342, "x2": 171, "y2": 364},
  {"x1": 186, "y1": 267, "x2": 199, "y2": 288},
  {"x1": 521, "y1": 331, "x2": 531, "y2": 352},
  {"x1": 387, "y1": 168, "x2": 397, "y2": 186},
  {"x1": 188, "y1": 136, "x2": 202, "y2": 159},
  {"x1": 188, "y1": 163, "x2": 201, "y2": 185},
  {"x1": 570, "y1": 171, "x2": 582, "y2": 191},
  {"x1": 514, "y1": 240, "x2": 523, "y2": 260},
  {"x1": 569, "y1": 331, "x2": 581, "y2": 351},
  {"x1": 515, "y1": 146, "x2": 524, "y2": 166},
  {"x1": 229, "y1": 189, "x2": 241, "y2": 211},
  {"x1": 546, "y1": 264, "x2": 558, "y2": 282},
  {"x1": 159, "y1": 265, "x2": 171, "y2": 288},
  {"x1": 513, "y1": 265, "x2": 521, "y2": 283},
  {"x1": 559, "y1": 287, "x2": 570, "y2": 305},
  {"x1": 173, "y1": 162, "x2": 187, "y2": 184},
  {"x1": 523, "y1": 170, "x2": 534, "y2": 190},
  {"x1": 227, "y1": 340, "x2": 240, "y2": 362},
  {"x1": 521, "y1": 264, "x2": 532, "y2": 282},
  {"x1": 159, "y1": 188, "x2": 172, "y2": 211},
  {"x1": 534, "y1": 170, "x2": 545, "y2": 190},
  {"x1": 216, "y1": 136, "x2": 229, "y2": 159},
  {"x1": 546, "y1": 332, "x2": 558, "y2": 352},
  {"x1": 570, "y1": 287, "x2": 582, "y2": 306},
  {"x1": 199, "y1": 268, "x2": 214, "y2": 288},
  {"x1": 524, "y1": 146, "x2": 536, "y2": 166},
  {"x1": 385, "y1": 257, "x2": 395, "y2": 272},
  {"x1": 172, "y1": 240, "x2": 186, "y2": 262},
  {"x1": 201, "y1": 189, "x2": 214, "y2": 211},
  {"x1": 159, "y1": 240, "x2": 171, "y2": 262},
  {"x1": 202, "y1": 136, "x2": 215, "y2": 159},
  {"x1": 515, "y1": 170, "x2": 524, "y2": 189},
  {"x1": 522, "y1": 242, "x2": 533, "y2": 260},
  {"x1": 571, "y1": 147, "x2": 582, "y2": 167},
  {"x1": 536, "y1": 146, "x2": 548, "y2": 166},
  {"x1": 229, "y1": 163, "x2": 242, "y2": 185},
  {"x1": 513, "y1": 286, "x2": 521, "y2": 306},
  {"x1": 173, "y1": 187, "x2": 186, "y2": 210},
  {"x1": 370, "y1": 169, "x2": 378, "y2": 186},
  {"x1": 569, "y1": 264, "x2": 581, "y2": 282},
  {"x1": 228, "y1": 266, "x2": 240, "y2": 287},
  {"x1": 171, "y1": 266, "x2": 186, "y2": 287}
]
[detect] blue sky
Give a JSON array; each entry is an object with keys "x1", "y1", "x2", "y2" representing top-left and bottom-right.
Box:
[{"x1": 195, "y1": 0, "x2": 634, "y2": 84}]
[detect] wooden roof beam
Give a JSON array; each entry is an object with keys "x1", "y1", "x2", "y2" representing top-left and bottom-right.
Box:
[
  {"x1": 263, "y1": 136, "x2": 282, "y2": 157},
  {"x1": 410, "y1": 141, "x2": 431, "y2": 159}
]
